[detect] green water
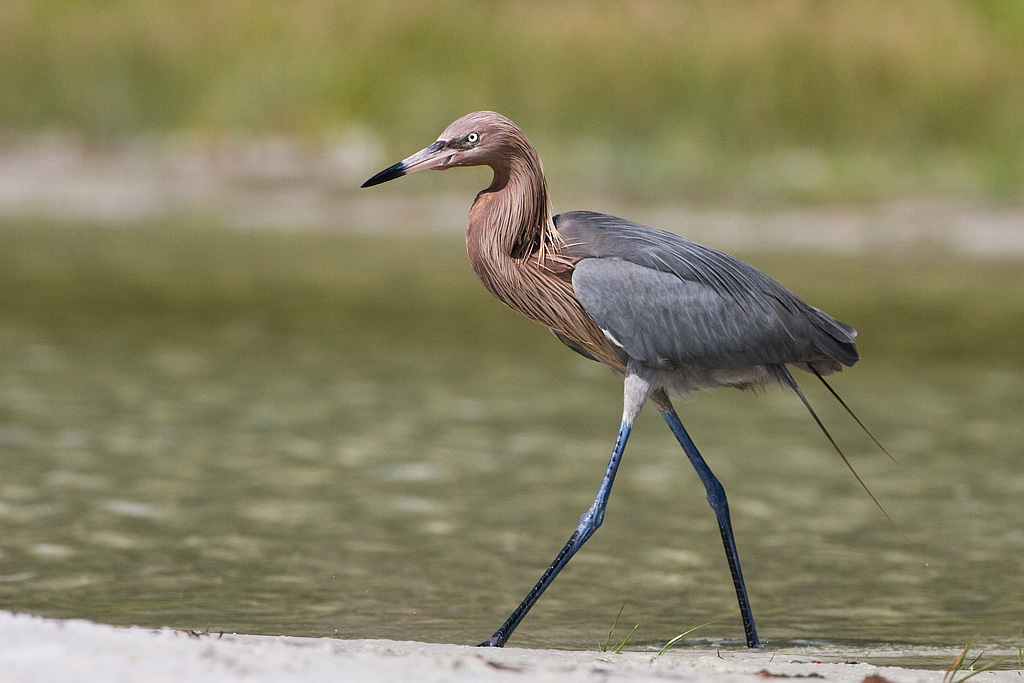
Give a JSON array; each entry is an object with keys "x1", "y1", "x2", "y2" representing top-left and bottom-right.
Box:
[{"x1": 0, "y1": 221, "x2": 1021, "y2": 660}]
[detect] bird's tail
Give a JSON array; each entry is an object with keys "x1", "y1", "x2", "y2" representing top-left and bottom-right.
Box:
[
  {"x1": 776, "y1": 366, "x2": 903, "y2": 537},
  {"x1": 810, "y1": 367, "x2": 895, "y2": 463}
]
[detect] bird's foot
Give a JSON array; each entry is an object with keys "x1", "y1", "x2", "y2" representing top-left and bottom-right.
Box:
[{"x1": 477, "y1": 635, "x2": 505, "y2": 647}]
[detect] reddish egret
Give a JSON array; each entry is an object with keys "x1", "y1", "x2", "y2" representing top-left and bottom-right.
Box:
[{"x1": 362, "y1": 111, "x2": 871, "y2": 649}]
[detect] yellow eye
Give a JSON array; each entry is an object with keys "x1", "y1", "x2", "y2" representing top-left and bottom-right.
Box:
[{"x1": 466, "y1": 132, "x2": 480, "y2": 145}]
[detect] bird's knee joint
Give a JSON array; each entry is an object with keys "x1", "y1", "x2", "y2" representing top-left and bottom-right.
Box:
[
  {"x1": 705, "y1": 485, "x2": 728, "y2": 511},
  {"x1": 577, "y1": 507, "x2": 604, "y2": 534}
]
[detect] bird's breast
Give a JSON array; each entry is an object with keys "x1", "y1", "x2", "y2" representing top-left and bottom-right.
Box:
[{"x1": 465, "y1": 229, "x2": 624, "y2": 370}]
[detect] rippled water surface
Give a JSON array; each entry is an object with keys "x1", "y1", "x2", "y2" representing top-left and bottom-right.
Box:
[{"x1": 0, "y1": 222, "x2": 1021, "y2": 664}]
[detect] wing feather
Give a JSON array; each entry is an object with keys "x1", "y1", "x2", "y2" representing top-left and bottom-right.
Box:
[{"x1": 555, "y1": 211, "x2": 858, "y2": 373}]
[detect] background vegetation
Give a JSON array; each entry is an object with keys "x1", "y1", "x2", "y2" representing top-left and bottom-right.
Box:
[{"x1": 3, "y1": 0, "x2": 1024, "y2": 201}]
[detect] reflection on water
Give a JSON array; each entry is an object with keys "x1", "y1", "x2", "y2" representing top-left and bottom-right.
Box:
[{"x1": 0, "y1": 222, "x2": 1022, "y2": 663}]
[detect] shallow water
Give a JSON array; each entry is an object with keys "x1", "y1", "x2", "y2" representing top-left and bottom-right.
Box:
[{"x1": 0, "y1": 221, "x2": 1021, "y2": 665}]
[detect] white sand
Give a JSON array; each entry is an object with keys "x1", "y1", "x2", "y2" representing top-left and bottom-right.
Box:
[{"x1": 0, "y1": 611, "x2": 1017, "y2": 683}]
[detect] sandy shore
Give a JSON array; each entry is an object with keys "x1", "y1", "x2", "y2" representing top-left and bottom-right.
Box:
[{"x1": 1, "y1": 611, "x2": 1017, "y2": 683}]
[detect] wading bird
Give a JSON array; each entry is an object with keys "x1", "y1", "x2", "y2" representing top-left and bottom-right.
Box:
[{"x1": 363, "y1": 111, "x2": 880, "y2": 649}]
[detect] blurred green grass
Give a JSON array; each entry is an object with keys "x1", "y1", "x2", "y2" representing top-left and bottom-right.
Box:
[{"x1": 3, "y1": 0, "x2": 1024, "y2": 200}]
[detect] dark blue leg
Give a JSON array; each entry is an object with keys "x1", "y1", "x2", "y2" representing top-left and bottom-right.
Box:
[
  {"x1": 479, "y1": 418, "x2": 633, "y2": 647},
  {"x1": 660, "y1": 407, "x2": 762, "y2": 648}
]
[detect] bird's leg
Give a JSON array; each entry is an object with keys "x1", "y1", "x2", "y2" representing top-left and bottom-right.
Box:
[
  {"x1": 652, "y1": 390, "x2": 762, "y2": 649},
  {"x1": 479, "y1": 365, "x2": 654, "y2": 648},
  {"x1": 478, "y1": 419, "x2": 632, "y2": 647}
]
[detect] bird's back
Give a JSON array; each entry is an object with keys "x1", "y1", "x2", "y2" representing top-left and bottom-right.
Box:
[{"x1": 553, "y1": 211, "x2": 858, "y2": 383}]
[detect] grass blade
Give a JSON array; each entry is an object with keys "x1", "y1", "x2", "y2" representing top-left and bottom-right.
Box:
[
  {"x1": 657, "y1": 620, "x2": 721, "y2": 656},
  {"x1": 943, "y1": 641, "x2": 1005, "y2": 683},
  {"x1": 613, "y1": 618, "x2": 642, "y2": 654},
  {"x1": 601, "y1": 603, "x2": 626, "y2": 653}
]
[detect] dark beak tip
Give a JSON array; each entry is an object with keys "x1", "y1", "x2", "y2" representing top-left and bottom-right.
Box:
[{"x1": 360, "y1": 161, "x2": 406, "y2": 188}]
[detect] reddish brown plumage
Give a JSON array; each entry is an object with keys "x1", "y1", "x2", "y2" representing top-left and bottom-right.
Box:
[{"x1": 453, "y1": 113, "x2": 625, "y2": 370}]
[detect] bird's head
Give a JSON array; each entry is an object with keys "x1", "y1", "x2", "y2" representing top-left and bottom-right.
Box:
[{"x1": 361, "y1": 111, "x2": 531, "y2": 188}]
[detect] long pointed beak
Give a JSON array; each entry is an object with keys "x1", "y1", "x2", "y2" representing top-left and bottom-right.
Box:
[{"x1": 361, "y1": 140, "x2": 454, "y2": 188}]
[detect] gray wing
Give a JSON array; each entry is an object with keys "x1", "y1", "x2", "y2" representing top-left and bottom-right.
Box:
[{"x1": 555, "y1": 211, "x2": 858, "y2": 373}]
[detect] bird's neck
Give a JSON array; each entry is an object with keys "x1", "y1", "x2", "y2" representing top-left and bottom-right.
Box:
[
  {"x1": 467, "y1": 153, "x2": 557, "y2": 272},
  {"x1": 463, "y1": 147, "x2": 624, "y2": 371}
]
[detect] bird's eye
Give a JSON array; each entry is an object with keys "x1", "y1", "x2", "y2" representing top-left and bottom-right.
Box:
[{"x1": 466, "y1": 132, "x2": 480, "y2": 145}]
